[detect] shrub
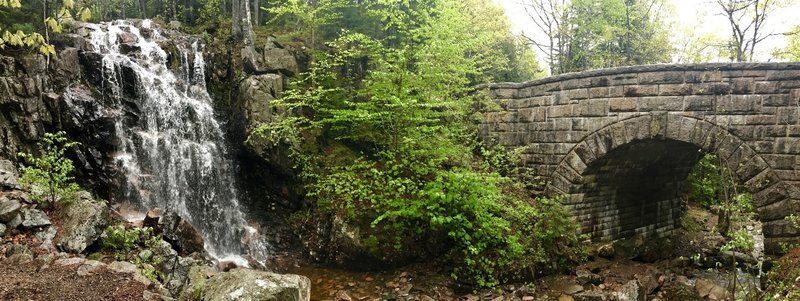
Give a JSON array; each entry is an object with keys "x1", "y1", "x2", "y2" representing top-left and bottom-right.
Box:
[{"x1": 18, "y1": 131, "x2": 80, "y2": 207}]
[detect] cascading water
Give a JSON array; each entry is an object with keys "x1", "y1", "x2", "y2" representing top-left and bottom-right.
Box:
[{"x1": 85, "y1": 20, "x2": 255, "y2": 261}]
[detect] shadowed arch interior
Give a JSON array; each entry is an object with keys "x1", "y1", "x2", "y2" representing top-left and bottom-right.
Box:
[{"x1": 578, "y1": 139, "x2": 702, "y2": 240}]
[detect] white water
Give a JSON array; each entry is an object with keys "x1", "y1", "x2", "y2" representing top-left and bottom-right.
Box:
[{"x1": 85, "y1": 20, "x2": 253, "y2": 260}]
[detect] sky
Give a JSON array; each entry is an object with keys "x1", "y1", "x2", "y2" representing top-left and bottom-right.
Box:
[{"x1": 494, "y1": 0, "x2": 800, "y2": 70}]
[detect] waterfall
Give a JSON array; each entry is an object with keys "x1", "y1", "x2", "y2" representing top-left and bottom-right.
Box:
[{"x1": 85, "y1": 20, "x2": 249, "y2": 261}]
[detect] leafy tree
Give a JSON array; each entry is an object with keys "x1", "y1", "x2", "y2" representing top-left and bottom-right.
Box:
[
  {"x1": 775, "y1": 25, "x2": 800, "y2": 61},
  {"x1": 17, "y1": 131, "x2": 81, "y2": 207},
  {"x1": 254, "y1": 0, "x2": 581, "y2": 286}
]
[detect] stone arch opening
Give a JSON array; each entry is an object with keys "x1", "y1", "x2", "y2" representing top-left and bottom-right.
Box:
[{"x1": 546, "y1": 114, "x2": 795, "y2": 251}]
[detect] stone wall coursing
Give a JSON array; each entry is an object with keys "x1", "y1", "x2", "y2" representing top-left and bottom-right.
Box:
[{"x1": 480, "y1": 63, "x2": 800, "y2": 251}]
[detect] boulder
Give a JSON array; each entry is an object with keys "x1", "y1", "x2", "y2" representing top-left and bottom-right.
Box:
[
  {"x1": 178, "y1": 265, "x2": 217, "y2": 300},
  {"x1": 576, "y1": 269, "x2": 602, "y2": 286},
  {"x1": 19, "y1": 208, "x2": 51, "y2": 229},
  {"x1": 202, "y1": 268, "x2": 310, "y2": 301},
  {"x1": 0, "y1": 197, "x2": 21, "y2": 223},
  {"x1": 54, "y1": 191, "x2": 109, "y2": 253},
  {"x1": 161, "y1": 210, "x2": 205, "y2": 255},
  {"x1": 695, "y1": 278, "x2": 731, "y2": 300},
  {"x1": 143, "y1": 207, "x2": 161, "y2": 230},
  {"x1": 0, "y1": 159, "x2": 18, "y2": 188},
  {"x1": 596, "y1": 244, "x2": 615, "y2": 258},
  {"x1": 615, "y1": 280, "x2": 644, "y2": 301}
]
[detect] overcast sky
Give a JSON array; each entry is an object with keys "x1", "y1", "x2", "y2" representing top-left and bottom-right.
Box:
[{"x1": 494, "y1": 0, "x2": 800, "y2": 70}]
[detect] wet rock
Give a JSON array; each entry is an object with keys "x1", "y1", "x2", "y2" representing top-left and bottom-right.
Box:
[
  {"x1": 161, "y1": 210, "x2": 205, "y2": 255},
  {"x1": 20, "y1": 208, "x2": 51, "y2": 229},
  {"x1": 143, "y1": 207, "x2": 161, "y2": 230},
  {"x1": 335, "y1": 290, "x2": 352, "y2": 301},
  {"x1": 597, "y1": 244, "x2": 615, "y2": 258},
  {"x1": 0, "y1": 197, "x2": 21, "y2": 223},
  {"x1": 695, "y1": 279, "x2": 730, "y2": 300},
  {"x1": 202, "y1": 268, "x2": 310, "y2": 301},
  {"x1": 563, "y1": 284, "x2": 584, "y2": 295},
  {"x1": 178, "y1": 265, "x2": 216, "y2": 300},
  {"x1": 572, "y1": 291, "x2": 606, "y2": 301},
  {"x1": 54, "y1": 191, "x2": 109, "y2": 253},
  {"x1": 0, "y1": 159, "x2": 18, "y2": 188},
  {"x1": 576, "y1": 269, "x2": 602, "y2": 285},
  {"x1": 615, "y1": 280, "x2": 644, "y2": 301},
  {"x1": 612, "y1": 234, "x2": 645, "y2": 260}
]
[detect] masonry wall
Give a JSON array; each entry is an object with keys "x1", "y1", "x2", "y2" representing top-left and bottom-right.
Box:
[{"x1": 479, "y1": 63, "x2": 800, "y2": 250}]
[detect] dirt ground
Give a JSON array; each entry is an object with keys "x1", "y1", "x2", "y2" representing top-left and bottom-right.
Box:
[{"x1": 0, "y1": 259, "x2": 149, "y2": 301}]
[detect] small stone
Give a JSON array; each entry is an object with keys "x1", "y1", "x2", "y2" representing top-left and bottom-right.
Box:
[
  {"x1": 615, "y1": 280, "x2": 644, "y2": 301},
  {"x1": 491, "y1": 296, "x2": 504, "y2": 301},
  {"x1": 365, "y1": 276, "x2": 374, "y2": 282},
  {"x1": 573, "y1": 291, "x2": 606, "y2": 301},
  {"x1": 522, "y1": 296, "x2": 535, "y2": 301},
  {"x1": 8, "y1": 213, "x2": 21, "y2": 229},
  {"x1": 0, "y1": 223, "x2": 6, "y2": 236},
  {"x1": 418, "y1": 295, "x2": 436, "y2": 301},
  {"x1": 108, "y1": 261, "x2": 139, "y2": 274}
]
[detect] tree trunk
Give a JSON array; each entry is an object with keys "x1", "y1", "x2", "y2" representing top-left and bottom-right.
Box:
[
  {"x1": 232, "y1": 0, "x2": 254, "y2": 44},
  {"x1": 251, "y1": 0, "x2": 259, "y2": 25}
]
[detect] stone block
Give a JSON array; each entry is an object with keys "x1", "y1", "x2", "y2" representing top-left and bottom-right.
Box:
[
  {"x1": 588, "y1": 87, "x2": 609, "y2": 98},
  {"x1": 693, "y1": 82, "x2": 731, "y2": 95},
  {"x1": 731, "y1": 78, "x2": 754, "y2": 94},
  {"x1": 766, "y1": 70, "x2": 800, "y2": 81},
  {"x1": 567, "y1": 89, "x2": 589, "y2": 100},
  {"x1": 492, "y1": 88, "x2": 517, "y2": 99},
  {"x1": 548, "y1": 105, "x2": 575, "y2": 117},
  {"x1": 624, "y1": 85, "x2": 658, "y2": 97},
  {"x1": 659, "y1": 84, "x2": 692, "y2": 96},
  {"x1": 763, "y1": 94, "x2": 791, "y2": 106},
  {"x1": 683, "y1": 95, "x2": 713, "y2": 111},
  {"x1": 775, "y1": 137, "x2": 800, "y2": 154},
  {"x1": 638, "y1": 71, "x2": 684, "y2": 84},
  {"x1": 715, "y1": 95, "x2": 759, "y2": 113},
  {"x1": 754, "y1": 81, "x2": 778, "y2": 94},
  {"x1": 609, "y1": 86, "x2": 625, "y2": 97},
  {"x1": 610, "y1": 98, "x2": 637, "y2": 112},
  {"x1": 623, "y1": 116, "x2": 652, "y2": 141},
  {"x1": 639, "y1": 96, "x2": 682, "y2": 111},
  {"x1": 580, "y1": 99, "x2": 609, "y2": 116},
  {"x1": 776, "y1": 107, "x2": 799, "y2": 124}
]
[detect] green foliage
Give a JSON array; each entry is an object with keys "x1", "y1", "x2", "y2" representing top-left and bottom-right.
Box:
[
  {"x1": 688, "y1": 153, "x2": 722, "y2": 209},
  {"x1": 776, "y1": 26, "x2": 800, "y2": 61},
  {"x1": 101, "y1": 224, "x2": 159, "y2": 260},
  {"x1": 764, "y1": 247, "x2": 800, "y2": 300},
  {"x1": 252, "y1": 0, "x2": 578, "y2": 287},
  {"x1": 18, "y1": 131, "x2": 80, "y2": 207},
  {"x1": 263, "y1": 0, "x2": 347, "y2": 48}
]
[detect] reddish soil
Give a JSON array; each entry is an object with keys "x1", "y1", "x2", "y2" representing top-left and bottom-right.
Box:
[{"x1": 0, "y1": 260, "x2": 149, "y2": 301}]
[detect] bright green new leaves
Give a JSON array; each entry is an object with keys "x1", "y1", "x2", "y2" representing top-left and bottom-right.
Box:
[
  {"x1": 256, "y1": 0, "x2": 581, "y2": 287},
  {"x1": 18, "y1": 131, "x2": 81, "y2": 207}
]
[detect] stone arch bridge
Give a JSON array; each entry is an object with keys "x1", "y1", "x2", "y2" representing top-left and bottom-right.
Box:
[{"x1": 479, "y1": 63, "x2": 800, "y2": 252}]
